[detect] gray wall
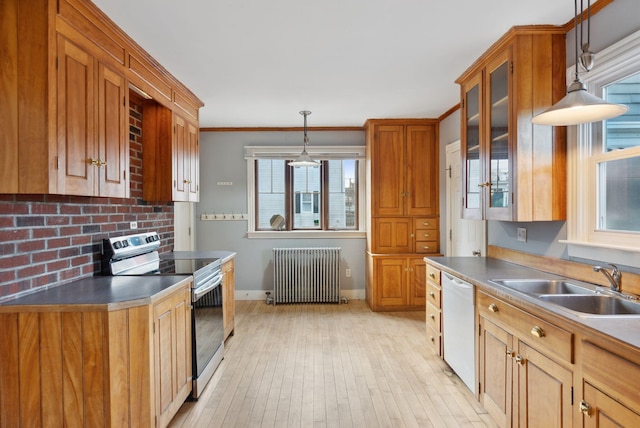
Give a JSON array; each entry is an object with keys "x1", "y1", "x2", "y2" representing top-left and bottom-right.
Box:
[{"x1": 195, "y1": 130, "x2": 366, "y2": 296}]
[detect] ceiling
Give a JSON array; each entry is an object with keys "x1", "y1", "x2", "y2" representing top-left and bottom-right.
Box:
[{"x1": 92, "y1": 0, "x2": 577, "y2": 128}]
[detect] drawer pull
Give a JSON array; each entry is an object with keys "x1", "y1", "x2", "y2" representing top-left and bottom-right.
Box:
[
  {"x1": 530, "y1": 326, "x2": 545, "y2": 338},
  {"x1": 506, "y1": 348, "x2": 514, "y2": 358},
  {"x1": 430, "y1": 336, "x2": 435, "y2": 343},
  {"x1": 423, "y1": 233, "x2": 430, "y2": 238},
  {"x1": 515, "y1": 355, "x2": 526, "y2": 366},
  {"x1": 488, "y1": 303, "x2": 499, "y2": 313},
  {"x1": 429, "y1": 291, "x2": 436, "y2": 298},
  {"x1": 429, "y1": 273, "x2": 436, "y2": 279},
  {"x1": 423, "y1": 222, "x2": 430, "y2": 226},
  {"x1": 579, "y1": 400, "x2": 591, "y2": 417},
  {"x1": 422, "y1": 246, "x2": 430, "y2": 250},
  {"x1": 430, "y1": 314, "x2": 435, "y2": 320}
]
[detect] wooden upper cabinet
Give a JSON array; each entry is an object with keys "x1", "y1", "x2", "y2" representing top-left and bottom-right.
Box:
[
  {"x1": 1, "y1": 0, "x2": 201, "y2": 198},
  {"x1": 367, "y1": 120, "x2": 438, "y2": 217},
  {"x1": 143, "y1": 106, "x2": 199, "y2": 202},
  {"x1": 57, "y1": 34, "x2": 129, "y2": 198},
  {"x1": 457, "y1": 26, "x2": 567, "y2": 221}
]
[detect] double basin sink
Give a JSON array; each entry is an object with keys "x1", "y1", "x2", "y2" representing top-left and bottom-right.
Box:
[{"x1": 490, "y1": 279, "x2": 640, "y2": 317}]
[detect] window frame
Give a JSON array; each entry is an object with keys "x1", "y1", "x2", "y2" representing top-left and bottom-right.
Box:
[
  {"x1": 245, "y1": 145, "x2": 366, "y2": 238},
  {"x1": 563, "y1": 29, "x2": 640, "y2": 265}
]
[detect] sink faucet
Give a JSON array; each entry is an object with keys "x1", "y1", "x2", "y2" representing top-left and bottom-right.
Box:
[{"x1": 593, "y1": 264, "x2": 621, "y2": 291}]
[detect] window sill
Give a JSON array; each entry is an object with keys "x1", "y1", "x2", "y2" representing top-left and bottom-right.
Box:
[
  {"x1": 560, "y1": 240, "x2": 640, "y2": 267},
  {"x1": 247, "y1": 230, "x2": 366, "y2": 239}
]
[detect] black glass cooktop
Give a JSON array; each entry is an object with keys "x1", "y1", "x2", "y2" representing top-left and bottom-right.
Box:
[{"x1": 157, "y1": 258, "x2": 220, "y2": 275}]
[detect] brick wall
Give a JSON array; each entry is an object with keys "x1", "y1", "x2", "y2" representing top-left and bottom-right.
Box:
[{"x1": 0, "y1": 96, "x2": 174, "y2": 301}]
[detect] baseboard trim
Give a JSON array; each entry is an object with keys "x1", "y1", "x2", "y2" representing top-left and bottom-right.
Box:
[{"x1": 234, "y1": 289, "x2": 366, "y2": 302}]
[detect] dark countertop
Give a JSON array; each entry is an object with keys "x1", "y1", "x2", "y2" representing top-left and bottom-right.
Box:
[
  {"x1": 425, "y1": 256, "x2": 640, "y2": 351},
  {"x1": 161, "y1": 250, "x2": 236, "y2": 264},
  {"x1": 0, "y1": 275, "x2": 192, "y2": 312}
]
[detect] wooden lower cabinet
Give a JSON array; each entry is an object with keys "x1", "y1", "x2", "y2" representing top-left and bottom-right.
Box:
[
  {"x1": 0, "y1": 280, "x2": 192, "y2": 428},
  {"x1": 579, "y1": 341, "x2": 640, "y2": 427},
  {"x1": 478, "y1": 290, "x2": 573, "y2": 428},
  {"x1": 154, "y1": 284, "x2": 192, "y2": 428},
  {"x1": 222, "y1": 258, "x2": 235, "y2": 340},
  {"x1": 366, "y1": 255, "x2": 425, "y2": 311},
  {"x1": 425, "y1": 263, "x2": 442, "y2": 357}
]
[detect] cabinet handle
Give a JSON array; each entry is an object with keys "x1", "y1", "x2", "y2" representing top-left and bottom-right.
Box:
[
  {"x1": 506, "y1": 348, "x2": 514, "y2": 358},
  {"x1": 430, "y1": 314, "x2": 435, "y2": 320},
  {"x1": 96, "y1": 159, "x2": 107, "y2": 167},
  {"x1": 430, "y1": 336, "x2": 435, "y2": 343},
  {"x1": 579, "y1": 400, "x2": 591, "y2": 417},
  {"x1": 429, "y1": 273, "x2": 436, "y2": 279},
  {"x1": 515, "y1": 355, "x2": 525, "y2": 366},
  {"x1": 429, "y1": 291, "x2": 436, "y2": 298},
  {"x1": 410, "y1": 233, "x2": 415, "y2": 238},
  {"x1": 184, "y1": 179, "x2": 192, "y2": 184},
  {"x1": 478, "y1": 181, "x2": 491, "y2": 188},
  {"x1": 488, "y1": 303, "x2": 498, "y2": 313},
  {"x1": 530, "y1": 326, "x2": 545, "y2": 338},
  {"x1": 88, "y1": 158, "x2": 99, "y2": 166},
  {"x1": 422, "y1": 246, "x2": 430, "y2": 250},
  {"x1": 423, "y1": 222, "x2": 430, "y2": 226},
  {"x1": 423, "y1": 233, "x2": 430, "y2": 238}
]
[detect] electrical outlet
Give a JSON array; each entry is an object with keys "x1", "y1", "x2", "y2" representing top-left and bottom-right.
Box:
[
  {"x1": 130, "y1": 221, "x2": 138, "y2": 230},
  {"x1": 346, "y1": 269, "x2": 351, "y2": 278},
  {"x1": 517, "y1": 227, "x2": 527, "y2": 242}
]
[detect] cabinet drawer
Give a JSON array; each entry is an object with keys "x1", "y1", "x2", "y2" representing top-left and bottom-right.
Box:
[
  {"x1": 415, "y1": 218, "x2": 438, "y2": 230},
  {"x1": 426, "y1": 323, "x2": 442, "y2": 356},
  {"x1": 582, "y1": 341, "x2": 640, "y2": 413},
  {"x1": 416, "y1": 229, "x2": 437, "y2": 240},
  {"x1": 478, "y1": 291, "x2": 573, "y2": 363},
  {"x1": 426, "y1": 281, "x2": 441, "y2": 308},
  {"x1": 426, "y1": 302, "x2": 441, "y2": 332},
  {"x1": 416, "y1": 241, "x2": 438, "y2": 253},
  {"x1": 426, "y1": 265, "x2": 441, "y2": 284}
]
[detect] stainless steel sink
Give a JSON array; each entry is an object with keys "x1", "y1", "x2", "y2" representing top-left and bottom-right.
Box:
[
  {"x1": 490, "y1": 279, "x2": 597, "y2": 295},
  {"x1": 539, "y1": 294, "x2": 640, "y2": 316}
]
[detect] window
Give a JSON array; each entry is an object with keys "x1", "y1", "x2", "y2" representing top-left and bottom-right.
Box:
[
  {"x1": 565, "y1": 29, "x2": 640, "y2": 263},
  {"x1": 246, "y1": 146, "x2": 365, "y2": 237}
]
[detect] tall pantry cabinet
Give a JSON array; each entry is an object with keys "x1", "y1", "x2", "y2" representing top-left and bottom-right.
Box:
[{"x1": 365, "y1": 119, "x2": 439, "y2": 311}]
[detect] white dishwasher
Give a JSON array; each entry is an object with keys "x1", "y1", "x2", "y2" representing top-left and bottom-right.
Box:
[{"x1": 442, "y1": 272, "x2": 476, "y2": 392}]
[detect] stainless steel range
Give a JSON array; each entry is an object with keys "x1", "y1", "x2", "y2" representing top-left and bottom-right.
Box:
[{"x1": 102, "y1": 231, "x2": 224, "y2": 399}]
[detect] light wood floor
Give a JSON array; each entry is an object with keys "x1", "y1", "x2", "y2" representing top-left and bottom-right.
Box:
[{"x1": 169, "y1": 300, "x2": 497, "y2": 428}]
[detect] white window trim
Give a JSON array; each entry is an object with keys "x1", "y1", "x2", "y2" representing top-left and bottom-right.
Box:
[
  {"x1": 245, "y1": 146, "x2": 366, "y2": 239},
  {"x1": 562, "y1": 29, "x2": 640, "y2": 266}
]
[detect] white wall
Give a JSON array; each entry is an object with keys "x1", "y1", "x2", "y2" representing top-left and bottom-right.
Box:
[{"x1": 195, "y1": 130, "x2": 366, "y2": 299}]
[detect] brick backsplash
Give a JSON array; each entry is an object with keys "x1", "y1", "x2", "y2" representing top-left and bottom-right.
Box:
[{"x1": 0, "y1": 96, "x2": 174, "y2": 301}]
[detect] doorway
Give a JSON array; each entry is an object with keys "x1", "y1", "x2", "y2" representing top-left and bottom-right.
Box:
[{"x1": 445, "y1": 141, "x2": 486, "y2": 257}]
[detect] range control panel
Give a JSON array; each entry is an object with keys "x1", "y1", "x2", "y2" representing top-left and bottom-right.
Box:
[{"x1": 103, "y1": 231, "x2": 161, "y2": 260}]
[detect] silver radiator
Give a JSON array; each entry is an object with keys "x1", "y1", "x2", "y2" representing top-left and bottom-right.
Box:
[{"x1": 272, "y1": 247, "x2": 341, "y2": 304}]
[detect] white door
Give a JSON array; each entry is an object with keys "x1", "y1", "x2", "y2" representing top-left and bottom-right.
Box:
[
  {"x1": 173, "y1": 201, "x2": 195, "y2": 251},
  {"x1": 446, "y1": 141, "x2": 486, "y2": 257}
]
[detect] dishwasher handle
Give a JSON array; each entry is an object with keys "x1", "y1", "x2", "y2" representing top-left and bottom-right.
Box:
[{"x1": 442, "y1": 272, "x2": 473, "y2": 289}]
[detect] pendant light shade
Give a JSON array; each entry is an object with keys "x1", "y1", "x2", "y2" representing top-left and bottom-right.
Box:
[
  {"x1": 531, "y1": 80, "x2": 629, "y2": 126},
  {"x1": 531, "y1": 0, "x2": 628, "y2": 126},
  {"x1": 289, "y1": 111, "x2": 320, "y2": 167}
]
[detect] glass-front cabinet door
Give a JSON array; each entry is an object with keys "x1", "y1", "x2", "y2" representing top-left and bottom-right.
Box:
[
  {"x1": 485, "y1": 52, "x2": 512, "y2": 220},
  {"x1": 461, "y1": 74, "x2": 483, "y2": 219}
]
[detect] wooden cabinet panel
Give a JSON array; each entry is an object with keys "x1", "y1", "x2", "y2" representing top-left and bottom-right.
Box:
[
  {"x1": 371, "y1": 124, "x2": 405, "y2": 216},
  {"x1": 98, "y1": 62, "x2": 128, "y2": 197},
  {"x1": 479, "y1": 316, "x2": 513, "y2": 428},
  {"x1": 406, "y1": 125, "x2": 438, "y2": 216},
  {"x1": 223, "y1": 259, "x2": 235, "y2": 340},
  {"x1": 154, "y1": 285, "x2": 192, "y2": 428},
  {"x1": 582, "y1": 382, "x2": 640, "y2": 427},
  {"x1": 516, "y1": 341, "x2": 573, "y2": 428},
  {"x1": 408, "y1": 258, "x2": 426, "y2": 306},
  {"x1": 376, "y1": 257, "x2": 407, "y2": 306},
  {"x1": 373, "y1": 217, "x2": 412, "y2": 253},
  {"x1": 57, "y1": 34, "x2": 95, "y2": 196}
]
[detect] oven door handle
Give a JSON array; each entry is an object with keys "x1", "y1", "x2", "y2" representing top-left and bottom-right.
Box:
[{"x1": 193, "y1": 273, "x2": 224, "y2": 302}]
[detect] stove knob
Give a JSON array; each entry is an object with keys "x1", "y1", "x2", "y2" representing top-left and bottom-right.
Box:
[
  {"x1": 113, "y1": 241, "x2": 122, "y2": 249},
  {"x1": 122, "y1": 241, "x2": 129, "y2": 247}
]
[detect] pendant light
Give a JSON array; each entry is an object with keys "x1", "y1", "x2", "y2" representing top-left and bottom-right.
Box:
[
  {"x1": 288, "y1": 111, "x2": 320, "y2": 167},
  {"x1": 531, "y1": 0, "x2": 628, "y2": 126}
]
